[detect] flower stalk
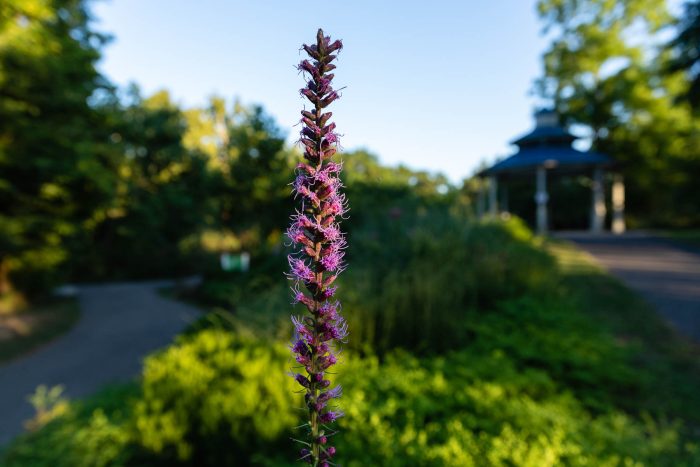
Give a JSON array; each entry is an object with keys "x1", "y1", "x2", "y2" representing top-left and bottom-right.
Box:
[{"x1": 287, "y1": 29, "x2": 347, "y2": 467}]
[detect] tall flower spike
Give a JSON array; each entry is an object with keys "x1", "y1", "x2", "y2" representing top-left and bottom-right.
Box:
[{"x1": 288, "y1": 28, "x2": 346, "y2": 466}]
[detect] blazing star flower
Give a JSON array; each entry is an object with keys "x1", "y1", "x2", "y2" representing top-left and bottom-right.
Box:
[{"x1": 287, "y1": 28, "x2": 346, "y2": 466}]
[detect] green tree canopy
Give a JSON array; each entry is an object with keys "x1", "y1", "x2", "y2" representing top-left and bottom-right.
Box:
[
  {"x1": 536, "y1": 0, "x2": 700, "y2": 227},
  {"x1": 184, "y1": 99, "x2": 296, "y2": 253},
  {"x1": 0, "y1": 0, "x2": 116, "y2": 302},
  {"x1": 668, "y1": 1, "x2": 700, "y2": 109},
  {"x1": 75, "y1": 88, "x2": 219, "y2": 279}
]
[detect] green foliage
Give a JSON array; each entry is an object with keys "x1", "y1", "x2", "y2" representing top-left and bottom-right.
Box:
[
  {"x1": 551, "y1": 242, "x2": 700, "y2": 420},
  {"x1": 466, "y1": 296, "x2": 638, "y2": 413},
  {"x1": 536, "y1": 0, "x2": 700, "y2": 227},
  {"x1": 0, "y1": 332, "x2": 300, "y2": 467},
  {"x1": 184, "y1": 98, "x2": 296, "y2": 254},
  {"x1": 336, "y1": 350, "x2": 693, "y2": 467},
  {"x1": 344, "y1": 217, "x2": 558, "y2": 354},
  {"x1": 0, "y1": 0, "x2": 118, "y2": 298},
  {"x1": 0, "y1": 385, "x2": 138, "y2": 467},
  {"x1": 72, "y1": 89, "x2": 219, "y2": 280},
  {"x1": 220, "y1": 105, "x2": 293, "y2": 245},
  {"x1": 132, "y1": 330, "x2": 298, "y2": 465},
  {"x1": 667, "y1": 1, "x2": 700, "y2": 110},
  {"x1": 3, "y1": 324, "x2": 697, "y2": 466},
  {"x1": 1, "y1": 18, "x2": 300, "y2": 290},
  {"x1": 2, "y1": 5, "x2": 699, "y2": 463},
  {"x1": 25, "y1": 384, "x2": 70, "y2": 431}
]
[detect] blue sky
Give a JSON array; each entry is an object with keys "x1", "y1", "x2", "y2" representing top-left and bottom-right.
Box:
[{"x1": 92, "y1": 1, "x2": 555, "y2": 182}]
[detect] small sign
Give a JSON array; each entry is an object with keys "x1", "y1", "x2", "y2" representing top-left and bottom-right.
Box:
[{"x1": 220, "y1": 252, "x2": 250, "y2": 272}]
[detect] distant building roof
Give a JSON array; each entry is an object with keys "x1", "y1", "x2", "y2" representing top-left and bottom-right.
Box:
[
  {"x1": 484, "y1": 146, "x2": 611, "y2": 174},
  {"x1": 481, "y1": 109, "x2": 612, "y2": 176}
]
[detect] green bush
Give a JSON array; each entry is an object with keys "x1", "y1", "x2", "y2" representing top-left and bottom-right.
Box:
[
  {"x1": 3, "y1": 330, "x2": 696, "y2": 466},
  {"x1": 0, "y1": 385, "x2": 137, "y2": 467},
  {"x1": 465, "y1": 296, "x2": 641, "y2": 413},
  {"x1": 196, "y1": 217, "x2": 560, "y2": 355},
  {"x1": 1, "y1": 332, "x2": 299, "y2": 467},
  {"x1": 336, "y1": 350, "x2": 694, "y2": 467},
  {"x1": 343, "y1": 216, "x2": 558, "y2": 354},
  {"x1": 132, "y1": 330, "x2": 298, "y2": 465},
  {"x1": 5, "y1": 218, "x2": 699, "y2": 466}
]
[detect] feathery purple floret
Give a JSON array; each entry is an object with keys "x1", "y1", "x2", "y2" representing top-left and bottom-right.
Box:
[{"x1": 288, "y1": 29, "x2": 346, "y2": 465}]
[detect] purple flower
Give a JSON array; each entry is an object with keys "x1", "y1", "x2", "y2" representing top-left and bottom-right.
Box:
[
  {"x1": 286, "y1": 223, "x2": 308, "y2": 245},
  {"x1": 323, "y1": 195, "x2": 347, "y2": 217},
  {"x1": 295, "y1": 373, "x2": 310, "y2": 389},
  {"x1": 320, "y1": 250, "x2": 344, "y2": 272},
  {"x1": 319, "y1": 411, "x2": 344, "y2": 424},
  {"x1": 319, "y1": 286, "x2": 337, "y2": 301},
  {"x1": 325, "y1": 161, "x2": 342, "y2": 173},
  {"x1": 321, "y1": 224, "x2": 341, "y2": 242},
  {"x1": 318, "y1": 301, "x2": 338, "y2": 319},
  {"x1": 292, "y1": 287, "x2": 314, "y2": 309},
  {"x1": 318, "y1": 385, "x2": 342, "y2": 403},
  {"x1": 318, "y1": 353, "x2": 337, "y2": 370},
  {"x1": 288, "y1": 257, "x2": 313, "y2": 282},
  {"x1": 287, "y1": 28, "x2": 347, "y2": 465}
]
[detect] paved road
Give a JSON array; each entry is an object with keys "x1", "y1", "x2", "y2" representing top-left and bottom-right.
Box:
[
  {"x1": 0, "y1": 280, "x2": 200, "y2": 445},
  {"x1": 559, "y1": 232, "x2": 700, "y2": 342}
]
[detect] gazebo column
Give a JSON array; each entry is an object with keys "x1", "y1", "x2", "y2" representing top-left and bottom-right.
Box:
[
  {"x1": 488, "y1": 176, "x2": 498, "y2": 216},
  {"x1": 590, "y1": 167, "x2": 606, "y2": 233},
  {"x1": 535, "y1": 167, "x2": 548, "y2": 235},
  {"x1": 611, "y1": 174, "x2": 626, "y2": 234},
  {"x1": 476, "y1": 179, "x2": 486, "y2": 219}
]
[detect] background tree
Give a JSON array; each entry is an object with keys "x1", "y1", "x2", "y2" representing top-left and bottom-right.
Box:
[
  {"x1": 75, "y1": 89, "x2": 218, "y2": 279},
  {"x1": 668, "y1": 1, "x2": 700, "y2": 110},
  {"x1": 0, "y1": 0, "x2": 116, "y2": 306},
  {"x1": 184, "y1": 100, "x2": 295, "y2": 255},
  {"x1": 221, "y1": 104, "x2": 294, "y2": 252},
  {"x1": 536, "y1": 0, "x2": 700, "y2": 227}
]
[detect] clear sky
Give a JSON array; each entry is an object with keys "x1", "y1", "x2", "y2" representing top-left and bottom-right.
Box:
[{"x1": 92, "y1": 1, "x2": 553, "y2": 182}]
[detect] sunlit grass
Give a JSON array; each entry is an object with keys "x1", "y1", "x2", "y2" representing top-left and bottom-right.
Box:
[
  {"x1": 548, "y1": 239, "x2": 700, "y2": 423},
  {"x1": 546, "y1": 240, "x2": 604, "y2": 274}
]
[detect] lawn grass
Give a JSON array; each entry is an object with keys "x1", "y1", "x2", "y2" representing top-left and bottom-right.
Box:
[
  {"x1": 659, "y1": 229, "x2": 700, "y2": 249},
  {"x1": 548, "y1": 240, "x2": 700, "y2": 424},
  {"x1": 0, "y1": 298, "x2": 80, "y2": 363},
  {"x1": 550, "y1": 239, "x2": 698, "y2": 353}
]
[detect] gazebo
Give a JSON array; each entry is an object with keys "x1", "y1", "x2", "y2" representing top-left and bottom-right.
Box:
[{"x1": 478, "y1": 109, "x2": 625, "y2": 235}]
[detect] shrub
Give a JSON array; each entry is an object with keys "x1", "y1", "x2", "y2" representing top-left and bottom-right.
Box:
[
  {"x1": 336, "y1": 350, "x2": 694, "y2": 467},
  {"x1": 3, "y1": 329, "x2": 697, "y2": 466},
  {"x1": 0, "y1": 385, "x2": 137, "y2": 467},
  {"x1": 8, "y1": 218, "x2": 698, "y2": 465},
  {"x1": 196, "y1": 215, "x2": 558, "y2": 358},
  {"x1": 132, "y1": 330, "x2": 299, "y2": 465},
  {"x1": 343, "y1": 216, "x2": 558, "y2": 354}
]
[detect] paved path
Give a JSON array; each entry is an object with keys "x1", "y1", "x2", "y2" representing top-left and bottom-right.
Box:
[
  {"x1": 0, "y1": 280, "x2": 200, "y2": 445},
  {"x1": 558, "y1": 232, "x2": 700, "y2": 342}
]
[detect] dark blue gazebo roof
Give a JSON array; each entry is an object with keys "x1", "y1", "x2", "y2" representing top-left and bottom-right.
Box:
[
  {"x1": 484, "y1": 146, "x2": 611, "y2": 175},
  {"x1": 481, "y1": 109, "x2": 612, "y2": 176},
  {"x1": 510, "y1": 125, "x2": 575, "y2": 147}
]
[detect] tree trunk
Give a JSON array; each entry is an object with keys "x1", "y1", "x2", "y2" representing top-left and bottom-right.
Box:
[{"x1": 0, "y1": 257, "x2": 11, "y2": 296}]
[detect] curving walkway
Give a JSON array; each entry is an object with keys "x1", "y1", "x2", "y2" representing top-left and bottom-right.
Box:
[
  {"x1": 558, "y1": 232, "x2": 700, "y2": 342},
  {"x1": 0, "y1": 280, "x2": 199, "y2": 445}
]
